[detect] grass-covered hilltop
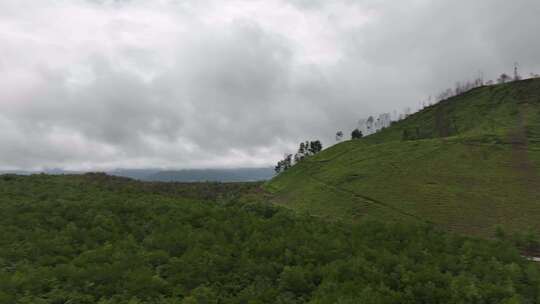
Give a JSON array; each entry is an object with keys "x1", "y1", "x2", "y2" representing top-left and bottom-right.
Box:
[
  {"x1": 1, "y1": 79, "x2": 540, "y2": 303},
  {"x1": 267, "y1": 78, "x2": 540, "y2": 236}
]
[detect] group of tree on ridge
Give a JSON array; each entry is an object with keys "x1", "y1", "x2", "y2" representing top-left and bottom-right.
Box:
[
  {"x1": 274, "y1": 140, "x2": 323, "y2": 174},
  {"x1": 274, "y1": 126, "x2": 370, "y2": 174}
]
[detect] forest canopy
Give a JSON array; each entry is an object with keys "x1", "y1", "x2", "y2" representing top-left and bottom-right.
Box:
[{"x1": 0, "y1": 174, "x2": 539, "y2": 303}]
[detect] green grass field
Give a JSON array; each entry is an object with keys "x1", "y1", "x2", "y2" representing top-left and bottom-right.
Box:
[{"x1": 266, "y1": 78, "x2": 540, "y2": 236}]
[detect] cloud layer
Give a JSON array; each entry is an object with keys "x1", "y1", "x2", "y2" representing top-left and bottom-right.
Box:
[{"x1": 1, "y1": 0, "x2": 539, "y2": 170}]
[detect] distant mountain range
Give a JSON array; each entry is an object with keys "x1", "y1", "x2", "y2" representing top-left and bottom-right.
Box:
[
  {"x1": 0, "y1": 167, "x2": 275, "y2": 182},
  {"x1": 110, "y1": 167, "x2": 275, "y2": 182}
]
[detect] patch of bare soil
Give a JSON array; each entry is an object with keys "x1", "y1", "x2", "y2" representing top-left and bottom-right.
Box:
[
  {"x1": 435, "y1": 105, "x2": 451, "y2": 137},
  {"x1": 508, "y1": 103, "x2": 540, "y2": 197}
]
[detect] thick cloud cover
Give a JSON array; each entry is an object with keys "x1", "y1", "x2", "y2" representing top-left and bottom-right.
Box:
[{"x1": 1, "y1": 0, "x2": 539, "y2": 170}]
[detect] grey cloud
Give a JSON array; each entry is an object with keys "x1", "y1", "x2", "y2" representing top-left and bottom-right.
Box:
[
  {"x1": 350, "y1": 0, "x2": 540, "y2": 92},
  {"x1": 1, "y1": 0, "x2": 539, "y2": 170}
]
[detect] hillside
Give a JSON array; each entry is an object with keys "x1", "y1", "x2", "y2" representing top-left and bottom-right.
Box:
[
  {"x1": 1, "y1": 173, "x2": 540, "y2": 303},
  {"x1": 266, "y1": 78, "x2": 540, "y2": 236}
]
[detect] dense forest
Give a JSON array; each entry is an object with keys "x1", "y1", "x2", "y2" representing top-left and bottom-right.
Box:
[{"x1": 0, "y1": 174, "x2": 539, "y2": 303}]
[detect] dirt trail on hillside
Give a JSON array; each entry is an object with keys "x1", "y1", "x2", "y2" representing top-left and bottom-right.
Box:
[
  {"x1": 508, "y1": 102, "x2": 540, "y2": 197},
  {"x1": 307, "y1": 175, "x2": 424, "y2": 221}
]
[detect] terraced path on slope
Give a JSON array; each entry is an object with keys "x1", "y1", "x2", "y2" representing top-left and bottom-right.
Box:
[
  {"x1": 306, "y1": 175, "x2": 424, "y2": 221},
  {"x1": 509, "y1": 102, "x2": 540, "y2": 198},
  {"x1": 512, "y1": 111, "x2": 540, "y2": 257}
]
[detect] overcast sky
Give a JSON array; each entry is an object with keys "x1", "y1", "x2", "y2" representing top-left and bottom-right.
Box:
[{"x1": 1, "y1": 0, "x2": 539, "y2": 170}]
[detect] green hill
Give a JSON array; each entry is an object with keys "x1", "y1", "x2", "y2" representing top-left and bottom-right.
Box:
[{"x1": 266, "y1": 78, "x2": 540, "y2": 236}]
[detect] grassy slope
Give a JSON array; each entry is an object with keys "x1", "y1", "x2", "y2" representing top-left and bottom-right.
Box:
[{"x1": 266, "y1": 78, "x2": 540, "y2": 236}]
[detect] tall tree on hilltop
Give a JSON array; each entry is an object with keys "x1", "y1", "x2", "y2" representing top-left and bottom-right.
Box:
[
  {"x1": 308, "y1": 140, "x2": 322, "y2": 154},
  {"x1": 335, "y1": 131, "x2": 344, "y2": 142},
  {"x1": 294, "y1": 142, "x2": 307, "y2": 163},
  {"x1": 351, "y1": 129, "x2": 363, "y2": 139},
  {"x1": 294, "y1": 140, "x2": 323, "y2": 163},
  {"x1": 274, "y1": 160, "x2": 283, "y2": 174},
  {"x1": 275, "y1": 154, "x2": 293, "y2": 173},
  {"x1": 498, "y1": 73, "x2": 511, "y2": 84},
  {"x1": 283, "y1": 154, "x2": 293, "y2": 170}
]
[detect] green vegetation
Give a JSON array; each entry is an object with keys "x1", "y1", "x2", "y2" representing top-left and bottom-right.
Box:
[
  {"x1": 1, "y1": 174, "x2": 540, "y2": 303},
  {"x1": 275, "y1": 140, "x2": 323, "y2": 174},
  {"x1": 2, "y1": 79, "x2": 540, "y2": 303},
  {"x1": 351, "y1": 129, "x2": 363, "y2": 140},
  {"x1": 266, "y1": 79, "x2": 540, "y2": 236}
]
